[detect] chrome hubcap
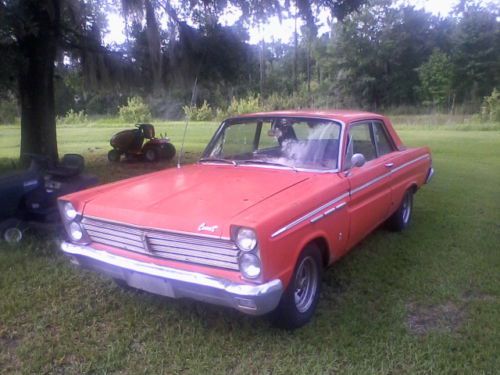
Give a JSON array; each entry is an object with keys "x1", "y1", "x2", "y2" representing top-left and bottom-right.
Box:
[
  {"x1": 402, "y1": 193, "x2": 411, "y2": 224},
  {"x1": 294, "y1": 256, "x2": 318, "y2": 313}
]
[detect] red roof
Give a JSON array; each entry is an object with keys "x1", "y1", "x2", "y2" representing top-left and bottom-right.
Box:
[{"x1": 236, "y1": 109, "x2": 386, "y2": 123}]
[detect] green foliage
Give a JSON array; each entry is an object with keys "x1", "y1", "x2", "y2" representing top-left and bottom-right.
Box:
[
  {"x1": 119, "y1": 97, "x2": 151, "y2": 123},
  {"x1": 217, "y1": 95, "x2": 262, "y2": 120},
  {"x1": 451, "y1": 5, "x2": 500, "y2": 104},
  {"x1": 480, "y1": 88, "x2": 500, "y2": 122},
  {"x1": 264, "y1": 92, "x2": 310, "y2": 110},
  {"x1": 0, "y1": 97, "x2": 19, "y2": 125},
  {"x1": 56, "y1": 109, "x2": 88, "y2": 125},
  {"x1": 182, "y1": 100, "x2": 213, "y2": 121},
  {"x1": 418, "y1": 50, "x2": 453, "y2": 108}
]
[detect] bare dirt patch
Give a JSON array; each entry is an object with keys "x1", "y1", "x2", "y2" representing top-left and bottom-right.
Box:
[
  {"x1": 461, "y1": 290, "x2": 497, "y2": 303},
  {"x1": 0, "y1": 335, "x2": 21, "y2": 372},
  {"x1": 405, "y1": 301, "x2": 466, "y2": 335}
]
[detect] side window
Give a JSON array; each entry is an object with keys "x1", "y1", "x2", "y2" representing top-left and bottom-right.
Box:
[
  {"x1": 373, "y1": 121, "x2": 394, "y2": 156},
  {"x1": 349, "y1": 122, "x2": 377, "y2": 161}
]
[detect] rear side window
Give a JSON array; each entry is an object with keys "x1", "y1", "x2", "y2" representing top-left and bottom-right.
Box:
[{"x1": 373, "y1": 121, "x2": 394, "y2": 156}]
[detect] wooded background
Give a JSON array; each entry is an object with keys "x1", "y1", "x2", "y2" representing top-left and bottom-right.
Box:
[{"x1": 0, "y1": 0, "x2": 498, "y2": 159}]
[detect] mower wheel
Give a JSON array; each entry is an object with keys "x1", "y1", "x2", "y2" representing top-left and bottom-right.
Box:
[
  {"x1": 3, "y1": 227, "x2": 23, "y2": 243},
  {"x1": 108, "y1": 149, "x2": 121, "y2": 162},
  {"x1": 143, "y1": 147, "x2": 160, "y2": 162},
  {"x1": 162, "y1": 143, "x2": 176, "y2": 160}
]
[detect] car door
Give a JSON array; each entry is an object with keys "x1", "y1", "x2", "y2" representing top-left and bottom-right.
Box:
[{"x1": 345, "y1": 121, "x2": 393, "y2": 249}]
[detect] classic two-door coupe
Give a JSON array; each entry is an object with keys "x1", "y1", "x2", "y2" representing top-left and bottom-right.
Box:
[{"x1": 59, "y1": 110, "x2": 433, "y2": 328}]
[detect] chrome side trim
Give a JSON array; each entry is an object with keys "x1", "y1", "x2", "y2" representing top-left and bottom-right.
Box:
[
  {"x1": 391, "y1": 154, "x2": 430, "y2": 174},
  {"x1": 350, "y1": 171, "x2": 391, "y2": 195},
  {"x1": 61, "y1": 242, "x2": 283, "y2": 315},
  {"x1": 271, "y1": 193, "x2": 349, "y2": 238},
  {"x1": 324, "y1": 202, "x2": 347, "y2": 216},
  {"x1": 309, "y1": 202, "x2": 347, "y2": 224},
  {"x1": 270, "y1": 154, "x2": 430, "y2": 239},
  {"x1": 351, "y1": 154, "x2": 430, "y2": 196}
]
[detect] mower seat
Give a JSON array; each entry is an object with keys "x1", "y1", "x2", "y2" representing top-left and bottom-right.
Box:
[
  {"x1": 47, "y1": 154, "x2": 85, "y2": 178},
  {"x1": 139, "y1": 123, "x2": 155, "y2": 139}
]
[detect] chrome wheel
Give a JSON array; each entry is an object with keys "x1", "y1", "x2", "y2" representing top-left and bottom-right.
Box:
[
  {"x1": 402, "y1": 192, "x2": 412, "y2": 224},
  {"x1": 294, "y1": 256, "x2": 319, "y2": 313}
]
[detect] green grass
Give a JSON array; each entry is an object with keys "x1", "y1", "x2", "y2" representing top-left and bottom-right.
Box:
[{"x1": 0, "y1": 120, "x2": 499, "y2": 374}]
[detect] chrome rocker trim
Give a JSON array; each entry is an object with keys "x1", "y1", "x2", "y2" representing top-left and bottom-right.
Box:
[{"x1": 61, "y1": 242, "x2": 283, "y2": 315}]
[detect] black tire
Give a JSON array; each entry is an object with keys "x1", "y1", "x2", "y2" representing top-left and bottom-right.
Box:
[
  {"x1": 108, "y1": 149, "x2": 121, "y2": 162},
  {"x1": 387, "y1": 189, "x2": 414, "y2": 231},
  {"x1": 143, "y1": 147, "x2": 160, "y2": 162},
  {"x1": 162, "y1": 143, "x2": 176, "y2": 160},
  {"x1": 270, "y1": 244, "x2": 323, "y2": 329}
]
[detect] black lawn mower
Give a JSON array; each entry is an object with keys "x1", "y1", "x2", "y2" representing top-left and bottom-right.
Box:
[{"x1": 0, "y1": 154, "x2": 98, "y2": 243}]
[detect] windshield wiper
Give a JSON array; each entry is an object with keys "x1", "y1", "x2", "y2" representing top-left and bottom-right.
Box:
[
  {"x1": 199, "y1": 157, "x2": 237, "y2": 166},
  {"x1": 239, "y1": 159, "x2": 297, "y2": 171}
]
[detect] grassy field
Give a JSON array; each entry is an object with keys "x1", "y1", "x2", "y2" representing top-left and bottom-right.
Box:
[{"x1": 0, "y1": 119, "x2": 499, "y2": 374}]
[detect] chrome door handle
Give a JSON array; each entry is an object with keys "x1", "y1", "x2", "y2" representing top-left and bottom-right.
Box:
[{"x1": 384, "y1": 162, "x2": 394, "y2": 168}]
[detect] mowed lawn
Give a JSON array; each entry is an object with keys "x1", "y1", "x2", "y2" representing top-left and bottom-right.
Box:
[{"x1": 0, "y1": 121, "x2": 499, "y2": 374}]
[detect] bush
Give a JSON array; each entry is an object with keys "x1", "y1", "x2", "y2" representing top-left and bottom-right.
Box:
[
  {"x1": 264, "y1": 92, "x2": 310, "y2": 110},
  {"x1": 56, "y1": 109, "x2": 88, "y2": 125},
  {"x1": 119, "y1": 96, "x2": 151, "y2": 123},
  {"x1": 182, "y1": 100, "x2": 213, "y2": 121},
  {"x1": 480, "y1": 88, "x2": 500, "y2": 122},
  {"x1": 216, "y1": 95, "x2": 262, "y2": 120}
]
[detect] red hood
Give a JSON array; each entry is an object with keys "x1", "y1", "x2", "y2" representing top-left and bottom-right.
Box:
[{"x1": 81, "y1": 164, "x2": 310, "y2": 237}]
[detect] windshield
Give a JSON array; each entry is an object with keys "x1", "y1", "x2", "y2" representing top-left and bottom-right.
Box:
[{"x1": 202, "y1": 117, "x2": 342, "y2": 170}]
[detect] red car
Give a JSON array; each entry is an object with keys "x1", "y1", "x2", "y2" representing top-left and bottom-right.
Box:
[{"x1": 59, "y1": 111, "x2": 433, "y2": 329}]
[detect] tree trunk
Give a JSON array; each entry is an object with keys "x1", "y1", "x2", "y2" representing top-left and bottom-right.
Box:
[
  {"x1": 18, "y1": 1, "x2": 59, "y2": 164},
  {"x1": 259, "y1": 40, "x2": 265, "y2": 100},
  {"x1": 293, "y1": 12, "x2": 298, "y2": 93}
]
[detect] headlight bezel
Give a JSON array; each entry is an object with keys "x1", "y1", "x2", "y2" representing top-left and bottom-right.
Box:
[
  {"x1": 58, "y1": 200, "x2": 90, "y2": 244},
  {"x1": 235, "y1": 227, "x2": 258, "y2": 252},
  {"x1": 69, "y1": 221, "x2": 84, "y2": 241},
  {"x1": 231, "y1": 225, "x2": 262, "y2": 280},
  {"x1": 239, "y1": 252, "x2": 262, "y2": 279},
  {"x1": 63, "y1": 201, "x2": 77, "y2": 221}
]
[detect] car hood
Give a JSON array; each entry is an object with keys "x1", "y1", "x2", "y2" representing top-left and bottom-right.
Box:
[{"x1": 81, "y1": 164, "x2": 310, "y2": 237}]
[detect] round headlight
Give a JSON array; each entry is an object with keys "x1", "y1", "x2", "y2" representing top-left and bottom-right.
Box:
[
  {"x1": 69, "y1": 222, "x2": 83, "y2": 241},
  {"x1": 64, "y1": 202, "x2": 77, "y2": 220},
  {"x1": 236, "y1": 228, "x2": 257, "y2": 251},
  {"x1": 239, "y1": 253, "x2": 261, "y2": 279}
]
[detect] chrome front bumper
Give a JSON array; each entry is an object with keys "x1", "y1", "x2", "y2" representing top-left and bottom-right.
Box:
[{"x1": 61, "y1": 242, "x2": 283, "y2": 315}]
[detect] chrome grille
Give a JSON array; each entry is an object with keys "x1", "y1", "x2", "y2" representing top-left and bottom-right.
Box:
[{"x1": 81, "y1": 217, "x2": 240, "y2": 270}]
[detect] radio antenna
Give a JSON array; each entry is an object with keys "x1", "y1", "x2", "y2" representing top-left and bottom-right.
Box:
[{"x1": 177, "y1": 75, "x2": 198, "y2": 169}]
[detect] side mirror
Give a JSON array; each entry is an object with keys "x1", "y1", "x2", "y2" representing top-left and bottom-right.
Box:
[{"x1": 351, "y1": 153, "x2": 366, "y2": 168}]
